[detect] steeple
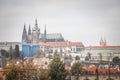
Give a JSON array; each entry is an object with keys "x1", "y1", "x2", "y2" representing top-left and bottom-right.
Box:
[
  {"x1": 100, "y1": 37, "x2": 106, "y2": 46},
  {"x1": 28, "y1": 24, "x2": 31, "y2": 43},
  {"x1": 32, "y1": 18, "x2": 40, "y2": 44},
  {"x1": 33, "y1": 18, "x2": 39, "y2": 30},
  {"x1": 28, "y1": 24, "x2": 31, "y2": 35},
  {"x1": 44, "y1": 24, "x2": 47, "y2": 38},
  {"x1": 104, "y1": 37, "x2": 107, "y2": 46},
  {"x1": 35, "y1": 18, "x2": 38, "y2": 27},
  {"x1": 22, "y1": 23, "x2": 28, "y2": 43},
  {"x1": 43, "y1": 24, "x2": 47, "y2": 42}
]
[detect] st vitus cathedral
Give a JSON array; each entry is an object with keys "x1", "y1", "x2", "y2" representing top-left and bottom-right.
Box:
[
  {"x1": 21, "y1": 19, "x2": 64, "y2": 57},
  {"x1": 22, "y1": 19, "x2": 64, "y2": 44}
]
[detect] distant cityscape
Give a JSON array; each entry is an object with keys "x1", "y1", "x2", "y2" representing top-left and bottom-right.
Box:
[
  {"x1": 0, "y1": 19, "x2": 120, "y2": 80},
  {"x1": 0, "y1": 19, "x2": 120, "y2": 60}
]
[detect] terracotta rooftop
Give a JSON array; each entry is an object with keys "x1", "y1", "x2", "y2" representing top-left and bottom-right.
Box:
[{"x1": 40, "y1": 41, "x2": 84, "y2": 47}]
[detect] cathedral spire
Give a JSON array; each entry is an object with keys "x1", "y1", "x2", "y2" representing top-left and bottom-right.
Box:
[
  {"x1": 33, "y1": 18, "x2": 39, "y2": 30},
  {"x1": 44, "y1": 24, "x2": 47, "y2": 37},
  {"x1": 22, "y1": 23, "x2": 28, "y2": 43},
  {"x1": 100, "y1": 37, "x2": 106, "y2": 46},
  {"x1": 35, "y1": 18, "x2": 38, "y2": 27},
  {"x1": 44, "y1": 24, "x2": 47, "y2": 42},
  {"x1": 28, "y1": 24, "x2": 31, "y2": 35},
  {"x1": 32, "y1": 19, "x2": 40, "y2": 43},
  {"x1": 28, "y1": 24, "x2": 31, "y2": 43},
  {"x1": 104, "y1": 37, "x2": 107, "y2": 46}
]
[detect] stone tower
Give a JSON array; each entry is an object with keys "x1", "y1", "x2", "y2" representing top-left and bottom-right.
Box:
[
  {"x1": 100, "y1": 37, "x2": 106, "y2": 46},
  {"x1": 31, "y1": 19, "x2": 40, "y2": 44}
]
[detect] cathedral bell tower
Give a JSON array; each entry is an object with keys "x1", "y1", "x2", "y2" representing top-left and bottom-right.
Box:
[
  {"x1": 100, "y1": 37, "x2": 106, "y2": 46},
  {"x1": 31, "y1": 19, "x2": 40, "y2": 44}
]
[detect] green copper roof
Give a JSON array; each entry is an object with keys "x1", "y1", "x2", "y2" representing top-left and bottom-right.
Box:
[{"x1": 33, "y1": 18, "x2": 40, "y2": 30}]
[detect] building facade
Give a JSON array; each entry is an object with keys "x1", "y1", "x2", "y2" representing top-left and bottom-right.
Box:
[
  {"x1": 84, "y1": 37, "x2": 120, "y2": 62},
  {"x1": 0, "y1": 42, "x2": 22, "y2": 51},
  {"x1": 40, "y1": 41, "x2": 85, "y2": 60}
]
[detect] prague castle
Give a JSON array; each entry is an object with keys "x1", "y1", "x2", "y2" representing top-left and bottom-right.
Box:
[
  {"x1": 22, "y1": 19, "x2": 64, "y2": 44},
  {"x1": 21, "y1": 19, "x2": 65, "y2": 57},
  {"x1": 0, "y1": 19, "x2": 120, "y2": 61}
]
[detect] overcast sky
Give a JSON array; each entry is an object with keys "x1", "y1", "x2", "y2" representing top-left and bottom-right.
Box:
[{"x1": 0, "y1": 0, "x2": 120, "y2": 46}]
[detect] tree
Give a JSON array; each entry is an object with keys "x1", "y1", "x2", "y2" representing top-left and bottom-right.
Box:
[
  {"x1": 1, "y1": 49, "x2": 9, "y2": 58},
  {"x1": 9, "y1": 46, "x2": 13, "y2": 59},
  {"x1": 71, "y1": 61, "x2": 82, "y2": 80},
  {"x1": 112, "y1": 56, "x2": 120, "y2": 64},
  {"x1": 36, "y1": 69, "x2": 50, "y2": 80},
  {"x1": 49, "y1": 56, "x2": 66, "y2": 80},
  {"x1": 85, "y1": 56, "x2": 89, "y2": 61},
  {"x1": 71, "y1": 61, "x2": 82, "y2": 75},
  {"x1": 19, "y1": 51, "x2": 24, "y2": 60},
  {"x1": 75, "y1": 56, "x2": 80, "y2": 60},
  {"x1": 47, "y1": 54, "x2": 53, "y2": 59},
  {"x1": 87, "y1": 52, "x2": 91, "y2": 60},
  {"x1": 19, "y1": 60, "x2": 37, "y2": 80},
  {"x1": 15, "y1": 45, "x2": 20, "y2": 58},
  {"x1": 3, "y1": 63, "x2": 20, "y2": 80},
  {"x1": 3, "y1": 59, "x2": 38, "y2": 80}
]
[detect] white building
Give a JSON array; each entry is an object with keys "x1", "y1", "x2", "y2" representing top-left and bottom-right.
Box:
[
  {"x1": 40, "y1": 41, "x2": 85, "y2": 60},
  {"x1": 40, "y1": 41, "x2": 84, "y2": 54},
  {"x1": 0, "y1": 42, "x2": 22, "y2": 51},
  {"x1": 84, "y1": 37, "x2": 120, "y2": 62}
]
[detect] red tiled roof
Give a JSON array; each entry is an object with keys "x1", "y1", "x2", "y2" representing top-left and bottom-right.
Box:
[
  {"x1": 84, "y1": 65, "x2": 120, "y2": 74},
  {"x1": 40, "y1": 41, "x2": 84, "y2": 47},
  {"x1": 86, "y1": 46, "x2": 120, "y2": 49}
]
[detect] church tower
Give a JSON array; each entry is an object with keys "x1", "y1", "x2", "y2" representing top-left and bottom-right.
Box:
[
  {"x1": 104, "y1": 37, "x2": 107, "y2": 46},
  {"x1": 28, "y1": 24, "x2": 31, "y2": 43},
  {"x1": 32, "y1": 19, "x2": 40, "y2": 44},
  {"x1": 22, "y1": 23, "x2": 28, "y2": 43},
  {"x1": 100, "y1": 37, "x2": 106, "y2": 46},
  {"x1": 43, "y1": 24, "x2": 47, "y2": 42}
]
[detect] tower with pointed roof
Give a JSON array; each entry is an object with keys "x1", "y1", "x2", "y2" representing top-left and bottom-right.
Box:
[
  {"x1": 22, "y1": 24, "x2": 28, "y2": 43},
  {"x1": 28, "y1": 25, "x2": 31, "y2": 43},
  {"x1": 100, "y1": 37, "x2": 106, "y2": 46},
  {"x1": 43, "y1": 24, "x2": 47, "y2": 42},
  {"x1": 31, "y1": 19, "x2": 40, "y2": 44}
]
